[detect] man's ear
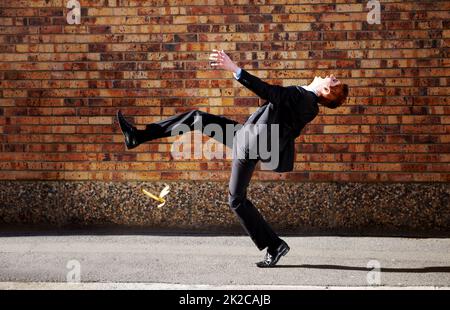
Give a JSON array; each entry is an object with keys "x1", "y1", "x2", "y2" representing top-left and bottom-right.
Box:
[{"x1": 322, "y1": 86, "x2": 330, "y2": 96}]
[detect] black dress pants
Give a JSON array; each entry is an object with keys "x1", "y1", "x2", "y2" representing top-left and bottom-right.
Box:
[{"x1": 137, "y1": 109, "x2": 281, "y2": 251}]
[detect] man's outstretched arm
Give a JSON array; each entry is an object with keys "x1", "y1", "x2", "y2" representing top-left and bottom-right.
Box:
[{"x1": 209, "y1": 49, "x2": 288, "y2": 106}]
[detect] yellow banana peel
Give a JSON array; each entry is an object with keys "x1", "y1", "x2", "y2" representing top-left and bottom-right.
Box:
[{"x1": 142, "y1": 184, "x2": 170, "y2": 208}]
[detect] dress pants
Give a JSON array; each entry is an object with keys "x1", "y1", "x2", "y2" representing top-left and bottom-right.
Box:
[{"x1": 137, "y1": 109, "x2": 281, "y2": 251}]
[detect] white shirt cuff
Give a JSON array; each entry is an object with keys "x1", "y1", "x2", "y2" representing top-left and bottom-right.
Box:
[{"x1": 233, "y1": 68, "x2": 242, "y2": 80}]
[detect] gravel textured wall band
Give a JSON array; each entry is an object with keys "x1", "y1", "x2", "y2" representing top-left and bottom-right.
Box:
[{"x1": 0, "y1": 181, "x2": 448, "y2": 235}]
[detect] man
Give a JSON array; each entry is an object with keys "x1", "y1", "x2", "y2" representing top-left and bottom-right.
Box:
[{"x1": 117, "y1": 49, "x2": 349, "y2": 267}]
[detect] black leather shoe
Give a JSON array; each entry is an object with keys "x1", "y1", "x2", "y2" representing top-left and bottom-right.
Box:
[
  {"x1": 256, "y1": 240, "x2": 290, "y2": 268},
  {"x1": 117, "y1": 110, "x2": 140, "y2": 149}
]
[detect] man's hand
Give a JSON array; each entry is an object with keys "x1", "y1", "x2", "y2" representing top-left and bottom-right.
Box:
[{"x1": 209, "y1": 49, "x2": 240, "y2": 74}]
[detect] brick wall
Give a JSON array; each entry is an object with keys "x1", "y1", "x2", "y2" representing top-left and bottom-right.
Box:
[{"x1": 0, "y1": 0, "x2": 449, "y2": 183}]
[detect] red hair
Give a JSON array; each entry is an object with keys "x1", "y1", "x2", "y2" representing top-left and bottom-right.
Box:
[{"x1": 319, "y1": 83, "x2": 349, "y2": 109}]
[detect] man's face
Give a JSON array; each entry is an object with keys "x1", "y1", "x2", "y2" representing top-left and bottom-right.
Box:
[
  {"x1": 316, "y1": 74, "x2": 341, "y2": 88},
  {"x1": 312, "y1": 74, "x2": 342, "y2": 98}
]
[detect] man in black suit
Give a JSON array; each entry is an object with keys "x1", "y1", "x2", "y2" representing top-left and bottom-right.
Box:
[{"x1": 117, "y1": 50, "x2": 349, "y2": 267}]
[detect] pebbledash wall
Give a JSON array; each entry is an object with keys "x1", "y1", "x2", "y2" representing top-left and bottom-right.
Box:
[{"x1": 0, "y1": 0, "x2": 449, "y2": 234}]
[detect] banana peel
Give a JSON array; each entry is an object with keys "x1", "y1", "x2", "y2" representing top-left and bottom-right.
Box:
[{"x1": 142, "y1": 184, "x2": 170, "y2": 208}]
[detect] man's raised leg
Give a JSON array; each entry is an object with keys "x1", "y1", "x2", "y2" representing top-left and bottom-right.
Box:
[{"x1": 117, "y1": 109, "x2": 239, "y2": 149}]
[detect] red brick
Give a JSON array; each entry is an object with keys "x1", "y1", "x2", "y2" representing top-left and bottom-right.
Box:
[{"x1": 0, "y1": 2, "x2": 447, "y2": 182}]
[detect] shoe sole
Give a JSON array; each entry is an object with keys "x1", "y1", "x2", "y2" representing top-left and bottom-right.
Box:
[{"x1": 116, "y1": 111, "x2": 137, "y2": 150}]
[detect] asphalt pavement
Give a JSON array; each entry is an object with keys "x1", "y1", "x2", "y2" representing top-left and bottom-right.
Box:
[{"x1": 0, "y1": 234, "x2": 449, "y2": 289}]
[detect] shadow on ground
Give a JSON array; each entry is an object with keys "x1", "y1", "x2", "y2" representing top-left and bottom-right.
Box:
[{"x1": 274, "y1": 264, "x2": 450, "y2": 273}]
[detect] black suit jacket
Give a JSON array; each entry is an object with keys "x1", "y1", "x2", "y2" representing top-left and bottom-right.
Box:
[{"x1": 235, "y1": 69, "x2": 319, "y2": 172}]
